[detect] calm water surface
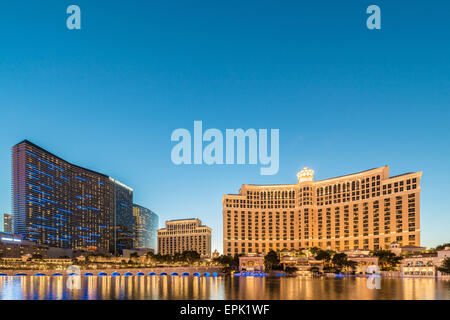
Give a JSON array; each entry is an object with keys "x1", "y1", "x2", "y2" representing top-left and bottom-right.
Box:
[{"x1": 0, "y1": 276, "x2": 449, "y2": 300}]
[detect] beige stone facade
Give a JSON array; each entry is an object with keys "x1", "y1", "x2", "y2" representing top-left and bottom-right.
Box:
[
  {"x1": 157, "y1": 218, "x2": 212, "y2": 258},
  {"x1": 223, "y1": 166, "x2": 421, "y2": 255}
]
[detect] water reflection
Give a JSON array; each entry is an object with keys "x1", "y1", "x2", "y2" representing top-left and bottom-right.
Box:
[{"x1": 0, "y1": 276, "x2": 448, "y2": 300}]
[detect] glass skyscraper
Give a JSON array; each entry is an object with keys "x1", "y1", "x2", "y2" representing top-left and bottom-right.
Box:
[
  {"x1": 111, "y1": 178, "x2": 135, "y2": 253},
  {"x1": 133, "y1": 204, "x2": 158, "y2": 250},
  {"x1": 12, "y1": 140, "x2": 134, "y2": 254}
]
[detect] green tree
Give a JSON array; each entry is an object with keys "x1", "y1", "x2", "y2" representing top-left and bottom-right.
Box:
[
  {"x1": 315, "y1": 250, "x2": 334, "y2": 262},
  {"x1": 213, "y1": 255, "x2": 234, "y2": 266},
  {"x1": 435, "y1": 243, "x2": 450, "y2": 251},
  {"x1": 309, "y1": 247, "x2": 321, "y2": 255},
  {"x1": 371, "y1": 250, "x2": 403, "y2": 271},
  {"x1": 437, "y1": 257, "x2": 450, "y2": 274},
  {"x1": 264, "y1": 250, "x2": 280, "y2": 271},
  {"x1": 182, "y1": 250, "x2": 201, "y2": 264},
  {"x1": 332, "y1": 253, "x2": 348, "y2": 268},
  {"x1": 214, "y1": 255, "x2": 236, "y2": 272}
]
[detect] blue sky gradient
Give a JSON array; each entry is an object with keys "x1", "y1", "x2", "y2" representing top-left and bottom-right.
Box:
[{"x1": 0, "y1": 1, "x2": 449, "y2": 251}]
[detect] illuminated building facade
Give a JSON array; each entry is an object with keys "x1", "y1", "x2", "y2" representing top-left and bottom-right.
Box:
[
  {"x1": 223, "y1": 166, "x2": 422, "y2": 255},
  {"x1": 0, "y1": 232, "x2": 48, "y2": 258},
  {"x1": 133, "y1": 204, "x2": 159, "y2": 250},
  {"x1": 157, "y1": 218, "x2": 212, "y2": 258},
  {"x1": 3, "y1": 213, "x2": 12, "y2": 234},
  {"x1": 12, "y1": 140, "x2": 134, "y2": 253},
  {"x1": 111, "y1": 178, "x2": 134, "y2": 253}
]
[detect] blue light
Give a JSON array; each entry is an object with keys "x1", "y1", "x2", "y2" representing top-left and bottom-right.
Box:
[
  {"x1": 124, "y1": 272, "x2": 133, "y2": 276},
  {"x1": 40, "y1": 183, "x2": 54, "y2": 190},
  {"x1": 159, "y1": 272, "x2": 167, "y2": 276},
  {"x1": 26, "y1": 200, "x2": 45, "y2": 206},
  {"x1": 32, "y1": 224, "x2": 58, "y2": 231},
  {"x1": 111, "y1": 272, "x2": 120, "y2": 276},
  {"x1": 182, "y1": 272, "x2": 189, "y2": 276},
  {"x1": 31, "y1": 189, "x2": 50, "y2": 196},
  {"x1": 26, "y1": 150, "x2": 38, "y2": 157},
  {"x1": 170, "y1": 272, "x2": 179, "y2": 276}
]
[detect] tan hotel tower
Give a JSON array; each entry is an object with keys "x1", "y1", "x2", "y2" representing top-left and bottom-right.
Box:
[
  {"x1": 157, "y1": 218, "x2": 212, "y2": 258},
  {"x1": 223, "y1": 166, "x2": 421, "y2": 255}
]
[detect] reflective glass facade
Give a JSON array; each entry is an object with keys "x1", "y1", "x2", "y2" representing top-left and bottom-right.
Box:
[
  {"x1": 133, "y1": 204, "x2": 158, "y2": 250},
  {"x1": 112, "y1": 178, "x2": 134, "y2": 253}
]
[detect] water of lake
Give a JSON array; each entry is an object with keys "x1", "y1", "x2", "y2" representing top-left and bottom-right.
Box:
[{"x1": 0, "y1": 275, "x2": 449, "y2": 300}]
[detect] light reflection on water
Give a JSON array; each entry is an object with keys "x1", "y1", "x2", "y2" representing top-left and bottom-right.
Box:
[{"x1": 0, "y1": 276, "x2": 449, "y2": 300}]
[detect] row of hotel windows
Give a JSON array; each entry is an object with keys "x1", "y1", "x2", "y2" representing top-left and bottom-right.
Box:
[
  {"x1": 225, "y1": 235, "x2": 417, "y2": 253},
  {"x1": 225, "y1": 179, "x2": 418, "y2": 209},
  {"x1": 158, "y1": 230, "x2": 210, "y2": 236}
]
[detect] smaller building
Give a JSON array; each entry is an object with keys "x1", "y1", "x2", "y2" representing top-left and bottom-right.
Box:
[
  {"x1": 3, "y1": 214, "x2": 12, "y2": 234},
  {"x1": 346, "y1": 252, "x2": 379, "y2": 274},
  {"x1": 0, "y1": 232, "x2": 48, "y2": 258},
  {"x1": 280, "y1": 256, "x2": 323, "y2": 275},
  {"x1": 390, "y1": 242, "x2": 426, "y2": 256},
  {"x1": 401, "y1": 247, "x2": 450, "y2": 278},
  {"x1": 157, "y1": 218, "x2": 212, "y2": 258},
  {"x1": 239, "y1": 254, "x2": 264, "y2": 272}
]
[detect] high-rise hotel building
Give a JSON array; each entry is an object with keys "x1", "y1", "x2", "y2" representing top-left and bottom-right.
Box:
[
  {"x1": 157, "y1": 218, "x2": 212, "y2": 258},
  {"x1": 223, "y1": 166, "x2": 421, "y2": 255},
  {"x1": 12, "y1": 140, "x2": 134, "y2": 253},
  {"x1": 133, "y1": 204, "x2": 159, "y2": 250}
]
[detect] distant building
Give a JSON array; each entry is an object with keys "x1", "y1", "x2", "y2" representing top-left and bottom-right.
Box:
[
  {"x1": 223, "y1": 166, "x2": 422, "y2": 255},
  {"x1": 11, "y1": 139, "x2": 134, "y2": 254},
  {"x1": 157, "y1": 218, "x2": 212, "y2": 258},
  {"x1": 3, "y1": 213, "x2": 12, "y2": 234},
  {"x1": 0, "y1": 232, "x2": 48, "y2": 258},
  {"x1": 133, "y1": 204, "x2": 158, "y2": 250},
  {"x1": 239, "y1": 254, "x2": 264, "y2": 272},
  {"x1": 401, "y1": 247, "x2": 450, "y2": 278}
]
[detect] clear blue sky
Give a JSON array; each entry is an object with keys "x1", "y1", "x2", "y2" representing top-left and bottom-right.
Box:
[{"x1": 0, "y1": 1, "x2": 449, "y2": 252}]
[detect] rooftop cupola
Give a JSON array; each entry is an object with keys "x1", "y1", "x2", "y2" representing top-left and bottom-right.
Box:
[{"x1": 297, "y1": 167, "x2": 314, "y2": 183}]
